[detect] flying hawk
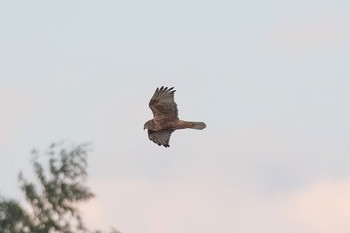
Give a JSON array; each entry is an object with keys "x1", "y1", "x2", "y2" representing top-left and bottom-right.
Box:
[{"x1": 144, "y1": 86, "x2": 206, "y2": 147}]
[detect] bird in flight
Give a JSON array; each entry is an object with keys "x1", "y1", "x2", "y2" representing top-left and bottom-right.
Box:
[{"x1": 144, "y1": 86, "x2": 206, "y2": 147}]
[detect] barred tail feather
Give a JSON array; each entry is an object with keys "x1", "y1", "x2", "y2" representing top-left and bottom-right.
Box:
[{"x1": 189, "y1": 121, "x2": 206, "y2": 130}]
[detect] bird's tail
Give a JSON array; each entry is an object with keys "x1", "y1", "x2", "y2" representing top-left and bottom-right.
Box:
[{"x1": 187, "y1": 121, "x2": 206, "y2": 130}]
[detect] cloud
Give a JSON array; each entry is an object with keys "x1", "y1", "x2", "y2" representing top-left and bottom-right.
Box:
[
  {"x1": 80, "y1": 177, "x2": 350, "y2": 233},
  {"x1": 81, "y1": 177, "x2": 280, "y2": 233},
  {"x1": 260, "y1": 7, "x2": 350, "y2": 55},
  {"x1": 281, "y1": 178, "x2": 350, "y2": 233}
]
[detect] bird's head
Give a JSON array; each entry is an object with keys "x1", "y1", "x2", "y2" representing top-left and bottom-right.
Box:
[{"x1": 144, "y1": 120, "x2": 152, "y2": 130}]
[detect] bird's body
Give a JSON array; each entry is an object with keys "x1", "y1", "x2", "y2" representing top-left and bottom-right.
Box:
[{"x1": 144, "y1": 86, "x2": 206, "y2": 147}]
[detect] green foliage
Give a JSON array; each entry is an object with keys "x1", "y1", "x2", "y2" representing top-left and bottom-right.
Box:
[
  {"x1": 0, "y1": 143, "x2": 119, "y2": 233},
  {"x1": 0, "y1": 198, "x2": 30, "y2": 233}
]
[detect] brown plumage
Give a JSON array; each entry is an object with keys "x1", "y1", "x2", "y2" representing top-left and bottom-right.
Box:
[{"x1": 144, "y1": 86, "x2": 206, "y2": 147}]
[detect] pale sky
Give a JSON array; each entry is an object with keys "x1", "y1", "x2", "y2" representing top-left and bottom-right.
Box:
[{"x1": 1, "y1": 1, "x2": 350, "y2": 233}]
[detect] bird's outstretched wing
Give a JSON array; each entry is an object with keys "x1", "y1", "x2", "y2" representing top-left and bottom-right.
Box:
[
  {"x1": 148, "y1": 129, "x2": 175, "y2": 148},
  {"x1": 149, "y1": 86, "x2": 178, "y2": 121}
]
